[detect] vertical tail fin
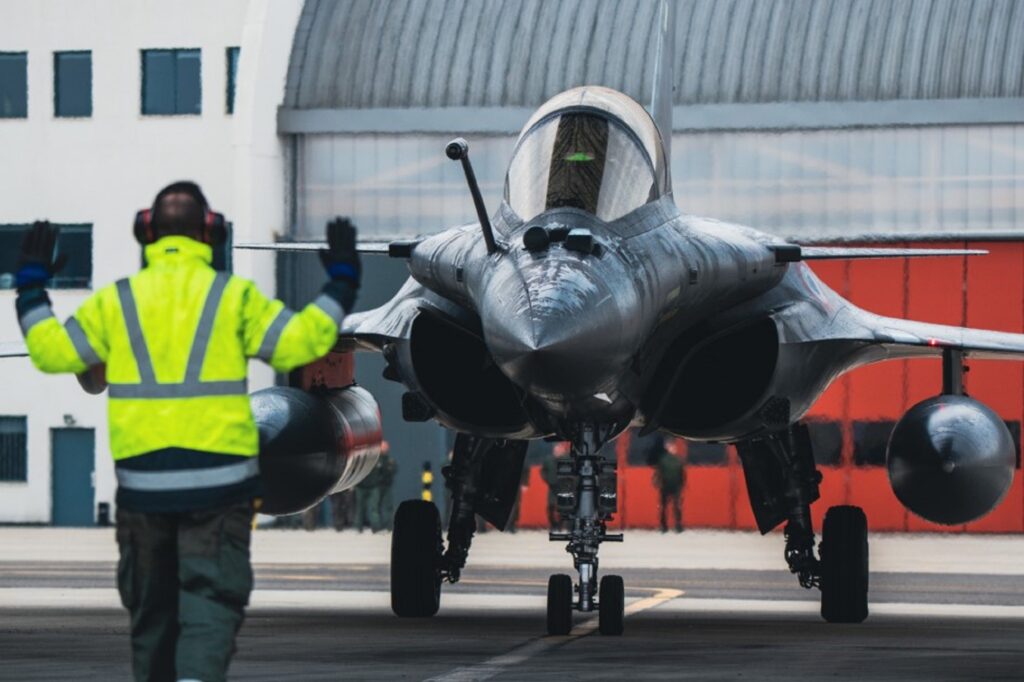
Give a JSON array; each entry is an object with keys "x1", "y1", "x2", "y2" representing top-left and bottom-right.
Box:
[{"x1": 650, "y1": 0, "x2": 675, "y2": 172}]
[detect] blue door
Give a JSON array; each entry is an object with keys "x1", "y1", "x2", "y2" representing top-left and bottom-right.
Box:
[{"x1": 51, "y1": 428, "x2": 95, "y2": 526}]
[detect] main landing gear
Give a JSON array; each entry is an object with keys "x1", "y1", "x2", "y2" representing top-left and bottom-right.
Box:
[
  {"x1": 390, "y1": 434, "x2": 527, "y2": 618},
  {"x1": 546, "y1": 435, "x2": 624, "y2": 636},
  {"x1": 737, "y1": 423, "x2": 869, "y2": 623}
]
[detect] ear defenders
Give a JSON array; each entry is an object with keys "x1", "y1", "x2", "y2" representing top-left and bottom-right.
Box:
[{"x1": 133, "y1": 205, "x2": 227, "y2": 246}]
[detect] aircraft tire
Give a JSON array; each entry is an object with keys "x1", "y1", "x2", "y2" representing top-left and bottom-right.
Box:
[
  {"x1": 819, "y1": 505, "x2": 869, "y2": 624},
  {"x1": 547, "y1": 574, "x2": 573, "y2": 635},
  {"x1": 391, "y1": 499, "x2": 442, "y2": 617},
  {"x1": 598, "y1": 574, "x2": 625, "y2": 635}
]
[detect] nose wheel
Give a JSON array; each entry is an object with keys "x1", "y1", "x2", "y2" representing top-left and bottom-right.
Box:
[
  {"x1": 546, "y1": 436, "x2": 625, "y2": 636},
  {"x1": 546, "y1": 574, "x2": 573, "y2": 635}
]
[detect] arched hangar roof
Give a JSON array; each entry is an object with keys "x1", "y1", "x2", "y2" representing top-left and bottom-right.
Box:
[{"x1": 284, "y1": 0, "x2": 1024, "y2": 113}]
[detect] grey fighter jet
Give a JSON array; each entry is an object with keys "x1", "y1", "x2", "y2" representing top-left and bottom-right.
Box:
[
  {"x1": 232, "y1": 1, "x2": 1021, "y2": 633},
  {"x1": 286, "y1": 83, "x2": 1015, "y2": 636}
]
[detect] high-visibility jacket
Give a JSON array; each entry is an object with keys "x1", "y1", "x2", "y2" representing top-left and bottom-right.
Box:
[{"x1": 18, "y1": 236, "x2": 347, "y2": 512}]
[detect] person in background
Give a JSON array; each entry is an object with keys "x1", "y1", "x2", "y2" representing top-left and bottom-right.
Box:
[
  {"x1": 541, "y1": 442, "x2": 570, "y2": 530},
  {"x1": 12, "y1": 183, "x2": 360, "y2": 681},
  {"x1": 652, "y1": 436, "x2": 686, "y2": 533},
  {"x1": 354, "y1": 443, "x2": 390, "y2": 533},
  {"x1": 330, "y1": 489, "x2": 354, "y2": 531},
  {"x1": 378, "y1": 442, "x2": 396, "y2": 530}
]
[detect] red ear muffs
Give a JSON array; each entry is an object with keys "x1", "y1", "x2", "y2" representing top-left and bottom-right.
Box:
[
  {"x1": 134, "y1": 208, "x2": 226, "y2": 246},
  {"x1": 203, "y1": 211, "x2": 227, "y2": 246},
  {"x1": 134, "y1": 209, "x2": 154, "y2": 245}
]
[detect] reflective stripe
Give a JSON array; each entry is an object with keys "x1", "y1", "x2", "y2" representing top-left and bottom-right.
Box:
[
  {"x1": 256, "y1": 307, "x2": 294, "y2": 361},
  {"x1": 18, "y1": 305, "x2": 54, "y2": 335},
  {"x1": 114, "y1": 274, "x2": 243, "y2": 400},
  {"x1": 116, "y1": 457, "x2": 259, "y2": 491},
  {"x1": 65, "y1": 317, "x2": 101, "y2": 367},
  {"x1": 185, "y1": 273, "x2": 229, "y2": 382},
  {"x1": 108, "y1": 379, "x2": 247, "y2": 399},
  {"x1": 116, "y1": 279, "x2": 156, "y2": 384},
  {"x1": 312, "y1": 293, "x2": 344, "y2": 326}
]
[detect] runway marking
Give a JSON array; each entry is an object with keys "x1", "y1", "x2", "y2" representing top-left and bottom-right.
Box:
[{"x1": 423, "y1": 588, "x2": 683, "y2": 682}]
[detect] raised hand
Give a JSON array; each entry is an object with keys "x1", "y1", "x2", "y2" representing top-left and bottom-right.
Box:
[
  {"x1": 318, "y1": 217, "x2": 360, "y2": 288},
  {"x1": 16, "y1": 221, "x2": 67, "y2": 290}
]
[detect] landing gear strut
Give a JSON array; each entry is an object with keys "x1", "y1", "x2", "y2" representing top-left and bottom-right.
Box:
[
  {"x1": 390, "y1": 434, "x2": 527, "y2": 617},
  {"x1": 738, "y1": 422, "x2": 869, "y2": 624},
  {"x1": 546, "y1": 434, "x2": 624, "y2": 635}
]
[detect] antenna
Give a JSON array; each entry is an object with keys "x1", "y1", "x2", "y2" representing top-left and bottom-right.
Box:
[
  {"x1": 650, "y1": 0, "x2": 675, "y2": 170},
  {"x1": 445, "y1": 137, "x2": 498, "y2": 254}
]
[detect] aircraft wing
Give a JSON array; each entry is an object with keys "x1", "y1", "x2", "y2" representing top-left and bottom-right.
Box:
[
  {"x1": 772, "y1": 245, "x2": 987, "y2": 262},
  {"x1": 862, "y1": 313, "x2": 1024, "y2": 361},
  {"x1": 234, "y1": 240, "x2": 420, "y2": 257},
  {"x1": 0, "y1": 341, "x2": 27, "y2": 358},
  {"x1": 799, "y1": 247, "x2": 987, "y2": 260},
  {"x1": 768, "y1": 265, "x2": 1024, "y2": 363}
]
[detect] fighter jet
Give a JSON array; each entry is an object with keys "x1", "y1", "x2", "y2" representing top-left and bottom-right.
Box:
[{"x1": 264, "y1": 81, "x2": 1013, "y2": 636}]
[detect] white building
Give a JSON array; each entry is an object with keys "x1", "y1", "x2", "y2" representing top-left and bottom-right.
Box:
[{"x1": 0, "y1": 0, "x2": 303, "y2": 523}]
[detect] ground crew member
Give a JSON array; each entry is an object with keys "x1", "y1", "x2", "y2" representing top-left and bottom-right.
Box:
[
  {"x1": 652, "y1": 437, "x2": 686, "y2": 533},
  {"x1": 378, "y1": 442, "x2": 396, "y2": 530},
  {"x1": 541, "y1": 443, "x2": 569, "y2": 530},
  {"x1": 13, "y1": 181, "x2": 360, "y2": 682},
  {"x1": 354, "y1": 449, "x2": 388, "y2": 533}
]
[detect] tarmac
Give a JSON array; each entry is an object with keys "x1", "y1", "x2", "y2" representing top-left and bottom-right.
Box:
[{"x1": 1, "y1": 527, "x2": 1022, "y2": 680}]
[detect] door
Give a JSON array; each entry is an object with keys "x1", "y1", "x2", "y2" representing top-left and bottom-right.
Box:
[{"x1": 51, "y1": 428, "x2": 95, "y2": 526}]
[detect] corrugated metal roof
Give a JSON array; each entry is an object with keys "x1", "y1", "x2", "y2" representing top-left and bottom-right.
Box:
[{"x1": 284, "y1": 0, "x2": 1024, "y2": 110}]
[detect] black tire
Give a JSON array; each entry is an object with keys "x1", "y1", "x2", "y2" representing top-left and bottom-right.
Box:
[
  {"x1": 598, "y1": 574, "x2": 625, "y2": 636},
  {"x1": 819, "y1": 505, "x2": 869, "y2": 624},
  {"x1": 391, "y1": 499, "x2": 442, "y2": 617},
  {"x1": 546, "y1": 574, "x2": 573, "y2": 635}
]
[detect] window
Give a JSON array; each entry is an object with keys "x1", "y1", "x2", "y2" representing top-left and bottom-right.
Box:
[
  {"x1": 807, "y1": 420, "x2": 843, "y2": 466},
  {"x1": 0, "y1": 224, "x2": 93, "y2": 289},
  {"x1": 0, "y1": 417, "x2": 27, "y2": 481},
  {"x1": 212, "y1": 222, "x2": 233, "y2": 272},
  {"x1": 142, "y1": 49, "x2": 201, "y2": 115},
  {"x1": 853, "y1": 421, "x2": 896, "y2": 466},
  {"x1": 0, "y1": 52, "x2": 27, "y2": 118},
  {"x1": 54, "y1": 51, "x2": 92, "y2": 117},
  {"x1": 226, "y1": 47, "x2": 239, "y2": 114}
]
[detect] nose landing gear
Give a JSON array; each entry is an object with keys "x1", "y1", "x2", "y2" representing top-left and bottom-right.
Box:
[{"x1": 545, "y1": 437, "x2": 625, "y2": 635}]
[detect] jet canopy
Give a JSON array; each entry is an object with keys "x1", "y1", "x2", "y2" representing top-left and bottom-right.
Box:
[{"x1": 504, "y1": 87, "x2": 670, "y2": 223}]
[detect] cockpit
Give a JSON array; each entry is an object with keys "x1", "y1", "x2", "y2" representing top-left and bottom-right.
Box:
[{"x1": 504, "y1": 86, "x2": 670, "y2": 223}]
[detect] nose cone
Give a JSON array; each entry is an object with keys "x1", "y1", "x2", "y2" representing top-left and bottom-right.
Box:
[{"x1": 482, "y1": 254, "x2": 636, "y2": 399}]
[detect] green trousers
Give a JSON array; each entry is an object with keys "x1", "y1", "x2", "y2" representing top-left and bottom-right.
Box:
[
  {"x1": 115, "y1": 502, "x2": 254, "y2": 682},
  {"x1": 354, "y1": 486, "x2": 383, "y2": 532}
]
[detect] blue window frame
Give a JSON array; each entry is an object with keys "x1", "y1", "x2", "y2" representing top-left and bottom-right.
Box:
[
  {"x1": 0, "y1": 52, "x2": 28, "y2": 118},
  {"x1": 0, "y1": 416, "x2": 27, "y2": 482},
  {"x1": 54, "y1": 51, "x2": 92, "y2": 117},
  {"x1": 226, "y1": 47, "x2": 240, "y2": 114},
  {"x1": 141, "y1": 49, "x2": 201, "y2": 115},
  {"x1": 0, "y1": 224, "x2": 93, "y2": 289}
]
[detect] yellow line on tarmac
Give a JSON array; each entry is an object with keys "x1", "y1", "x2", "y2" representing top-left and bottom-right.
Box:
[{"x1": 424, "y1": 587, "x2": 684, "y2": 682}]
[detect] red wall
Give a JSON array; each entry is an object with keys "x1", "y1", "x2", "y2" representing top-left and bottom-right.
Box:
[{"x1": 517, "y1": 241, "x2": 1024, "y2": 533}]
